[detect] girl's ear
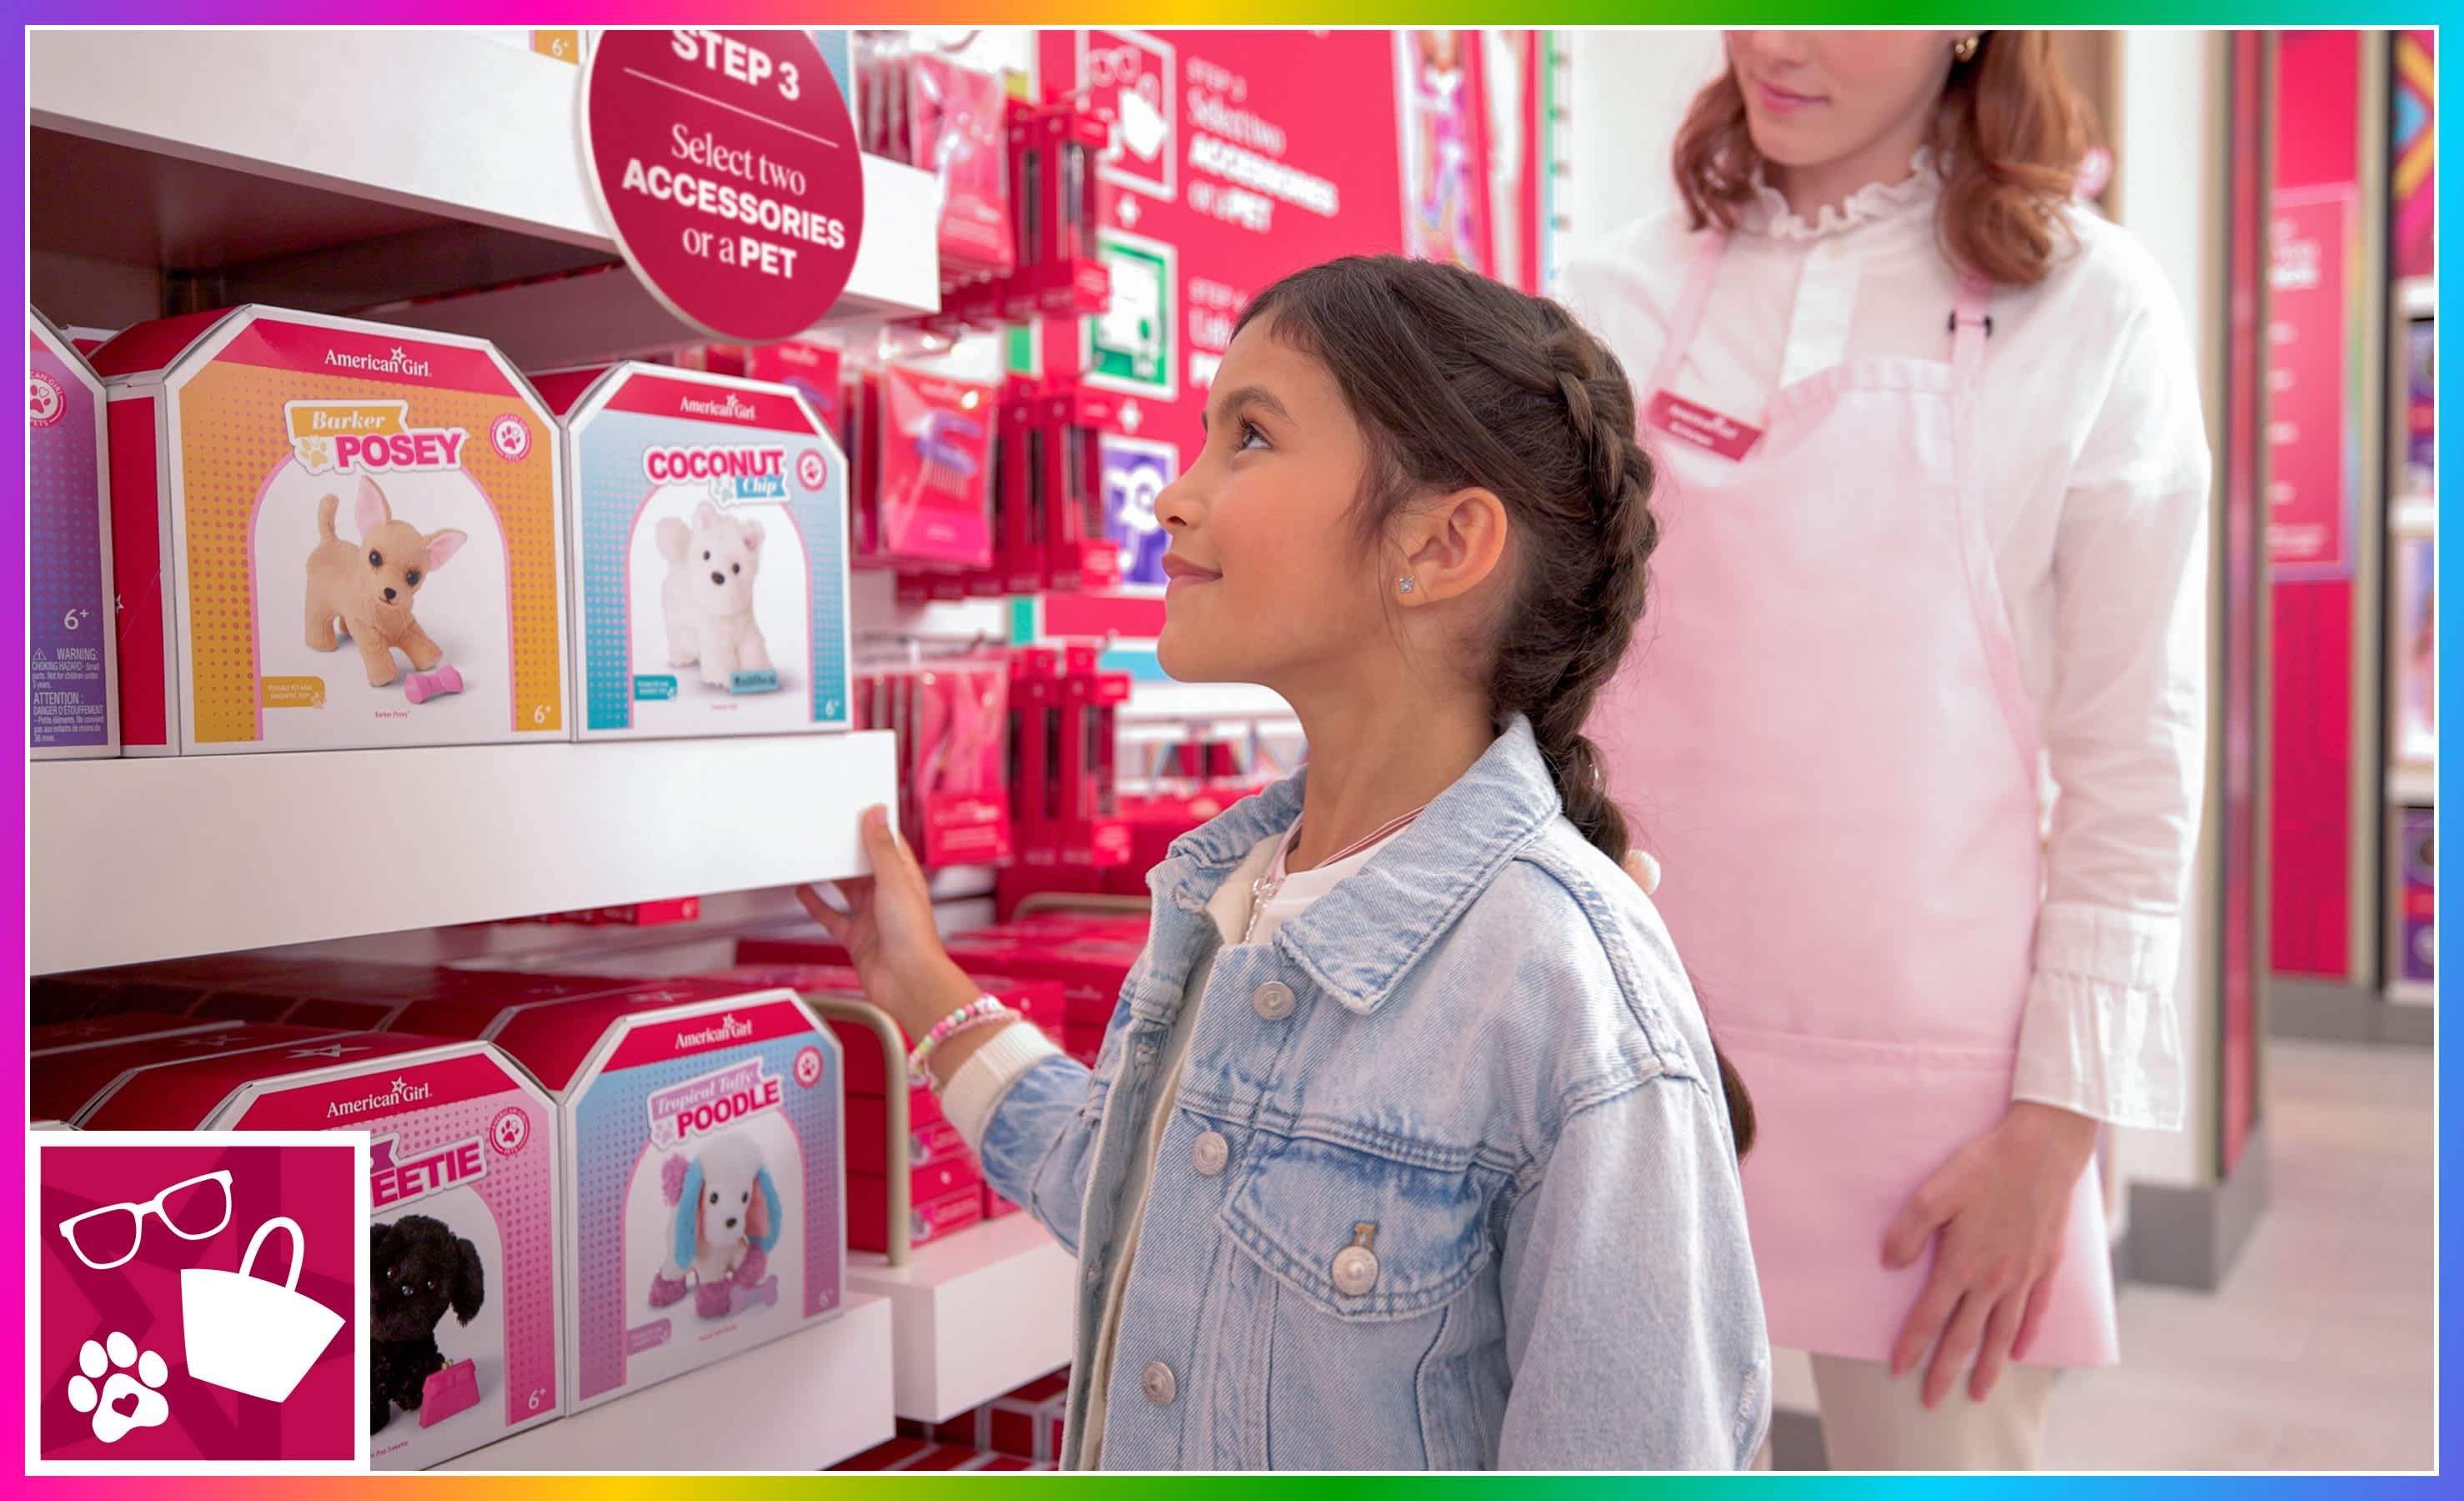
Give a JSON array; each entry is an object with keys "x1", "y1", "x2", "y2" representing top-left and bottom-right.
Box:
[{"x1": 1393, "y1": 486, "x2": 1510, "y2": 605}]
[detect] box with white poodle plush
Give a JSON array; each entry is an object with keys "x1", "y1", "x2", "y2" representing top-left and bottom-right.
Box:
[
  {"x1": 388, "y1": 976, "x2": 848, "y2": 1411},
  {"x1": 47, "y1": 1026, "x2": 565, "y2": 1469},
  {"x1": 549, "y1": 361, "x2": 852, "y2": 740},
  {"x1": 89, "y1": 306, "x2": 569, "y2": 754}
]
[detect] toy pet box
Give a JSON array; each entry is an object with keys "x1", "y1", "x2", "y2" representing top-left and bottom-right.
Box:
[
  {"x1": 28, "y1": 1022, "x2": 344, "y2": 1125},
  {"x1": 389, "y1": 977, "x2": 846, "y2": 1411},
  {"x1": 58, "y1": 1028, "x2": 565, "y2": 1468},
  {"x1": 28, "y1": 309, "x2": 118, "y2": 757},
  {"x1": 89, "y1": 306, "x2": 567, "y2": 753},
  {"x1": 555, "y1": 363, "x2": 851, "y2": 739}
]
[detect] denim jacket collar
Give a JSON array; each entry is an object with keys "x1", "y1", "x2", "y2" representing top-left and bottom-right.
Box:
[{"x1": 1148, "y1": 715, "x2": 1563, "y2": 1017}]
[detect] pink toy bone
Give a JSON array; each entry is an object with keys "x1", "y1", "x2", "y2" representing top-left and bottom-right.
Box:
[
  {"x1": 419, "y1": 1359, "x2": 480, "y2": 1428},
  {"x1": 404, "y1": 663, "x2": 464, "y2": 705},
  {"x1": 735, "y1": 1277, "x2": 780, "y2": 1312}
]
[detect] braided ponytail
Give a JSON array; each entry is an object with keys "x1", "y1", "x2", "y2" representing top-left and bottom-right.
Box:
[{"x1": 1239, "y1": 256, "x2": 1755, "y2": 1157}]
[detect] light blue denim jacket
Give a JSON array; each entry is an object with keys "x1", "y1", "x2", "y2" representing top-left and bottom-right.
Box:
[{"x1": 975, "y1": 717, "x2": 1771, "y2": 1470}]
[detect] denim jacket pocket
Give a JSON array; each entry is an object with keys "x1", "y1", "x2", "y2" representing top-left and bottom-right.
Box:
[{"x1": 1218, "y1": 1132, "x2": 1496, "y2": 1321}]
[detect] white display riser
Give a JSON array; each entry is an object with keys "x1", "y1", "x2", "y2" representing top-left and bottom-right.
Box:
[
  {"x1": 846, "y1": 1213, "x2": 1076, "y2": 1423},
  {"x1": 439, "y1": 1293, "x2": 893, "y2": 1473},
  {"x1": 30, "y1": 733, "x2": 895, "y2": 975},
  {"x1": 30, "y1": 28, "x2": 939, "y2": 355}
]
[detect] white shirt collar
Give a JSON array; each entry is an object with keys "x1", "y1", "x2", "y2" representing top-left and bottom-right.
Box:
[{"x1": 1741, "y1": 146, "x2": 1943, "y2": 243}]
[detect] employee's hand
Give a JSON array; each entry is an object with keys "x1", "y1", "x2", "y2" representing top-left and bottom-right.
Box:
[
  {"x1": 796, "y1": 806, "x2": 973, "y2": 1041},
  {"x1": 1881, "y1": 1102, "x2": 2099, "y2": 1404}
]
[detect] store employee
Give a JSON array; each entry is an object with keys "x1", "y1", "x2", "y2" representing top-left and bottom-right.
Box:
[{"x1": 1559, "y1": 28, "x2": 2211, "y2": 1470}]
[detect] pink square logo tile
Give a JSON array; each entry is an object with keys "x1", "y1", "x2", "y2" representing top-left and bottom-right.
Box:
[{"x1": 31, "y1": 1135, "x2": 368, "y2": 1472}]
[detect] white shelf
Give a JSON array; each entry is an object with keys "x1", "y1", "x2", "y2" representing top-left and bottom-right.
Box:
[
  {"x1": 439, "y1": 1293, "x2": 894, "y2": 1472},
  {"x1": 30, "y1": 732, "x2": 896, "y2": 975},
  {"x1": 2392, "y1": 492, "x2": 2439, "y2": 536},
  {"x1": 2387, "y1": 981, "x2": 2436, "y2": 1008},
  {"x1": 2398, "y1": 275, "x2": 2436, "y2": 319},
  {"x1": 1120, "y1": 680, "x2": 1294, "y2": 724},
  {"x1": 846, "y1": 1212, "x2": 1076, "y2": 1423},
  {"x1": 850, "y1": 569, "x2": 1016, "y2": 655},
  {"x1": 2388, "y1": 765, "x2": 2438, "y2": 805},
  {"x1": 29, "y1": 28, "x2": 939, "y2": 359}
]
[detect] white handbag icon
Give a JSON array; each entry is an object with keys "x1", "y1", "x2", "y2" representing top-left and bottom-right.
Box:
[{"x1": 180, "y1": 1217, "x2": 345, "y2": 1403}]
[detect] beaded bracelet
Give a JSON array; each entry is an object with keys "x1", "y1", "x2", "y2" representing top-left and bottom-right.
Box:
[{"x1": 906, "y1": 995, "x2": 1017, "y2": 1088}]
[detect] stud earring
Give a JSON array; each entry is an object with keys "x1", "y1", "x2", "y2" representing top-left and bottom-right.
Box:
[
  {"x1": 1397, "y1": 575, "x2": 1417, "y2": 595},
  {"x1": 1951, "y1": 33, "x2": 1980, "y2": 63}
]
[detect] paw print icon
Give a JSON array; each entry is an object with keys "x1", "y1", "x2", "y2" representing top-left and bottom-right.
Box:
[
  {"x1": 490, "y1": 1105, "x2": 532, "y2": 1155},
  {"x1": 66, "y1": 1332, "x2": 170, "y2": 1443}
]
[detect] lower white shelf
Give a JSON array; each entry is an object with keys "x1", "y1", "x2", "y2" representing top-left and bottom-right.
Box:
[
  {"x1": 846, "y1": 1213, "x2": 1076, "y2": 1423},
  {"x1": 2387, "y1": 981, "x2": 2436, "y2": 1008},
  {"x1": 439, "y1": 1293, "x2": 893, "y2": 1472},
  {"x1": 30, "y1": 732, "x2": 895, "y2": 975}
]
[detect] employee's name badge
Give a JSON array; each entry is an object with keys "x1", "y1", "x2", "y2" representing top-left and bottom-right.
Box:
[{"x1": 1644, "y1": 391, "x2": 1763, "y2": 462}]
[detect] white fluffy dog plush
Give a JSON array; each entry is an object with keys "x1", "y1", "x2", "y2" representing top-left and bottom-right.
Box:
[
  {"x1": 657, "y1": 499, "x2": 771, "y2": 688},
  {"x1": 652, "y1": 1133, "x2": 780, "y2": 1320}
]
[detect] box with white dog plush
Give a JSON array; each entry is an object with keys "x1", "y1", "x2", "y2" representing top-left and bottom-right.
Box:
[
  {"x1": 382, "y1": 975, "x2": 848, "y2": 1411},
  {"x1": 88, "y1": 305, "x2": 568, "y2": 753},
  {"x1": 550, "y1": 361, "x2": 852, "y2": 740},
  {"x1": 45, "y1": 1027, "x2": 565, "y2": 1468}
]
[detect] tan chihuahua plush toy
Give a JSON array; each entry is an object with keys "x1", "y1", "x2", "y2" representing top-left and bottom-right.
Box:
[{"x1": 306, "y1": 477, "x2": 467, "y2": 688}]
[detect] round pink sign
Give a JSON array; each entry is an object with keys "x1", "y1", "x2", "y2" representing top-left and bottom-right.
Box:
[{"x1": 581, "y1": 28, "x2": 866, "y2": 344}]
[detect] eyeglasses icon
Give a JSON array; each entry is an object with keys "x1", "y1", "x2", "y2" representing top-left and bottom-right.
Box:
[{"x1": 58, "y1": 1170, "x2": 235, "y2": 1271}]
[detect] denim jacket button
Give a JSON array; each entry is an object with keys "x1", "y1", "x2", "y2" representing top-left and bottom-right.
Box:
[
  {"x1": 1191, "y1": 1131, "x2": 1229, "y2": 1177},
  {"x1": 1141, "y1": 1361, "x2": 1177, "y2": 1406},
  {"x1": 1331, "y1": 1245, "x2": 1381, "y2": 1297},
  {"x1": 1251, "y1": 981, "x2": 1296, "y2": 1021}
]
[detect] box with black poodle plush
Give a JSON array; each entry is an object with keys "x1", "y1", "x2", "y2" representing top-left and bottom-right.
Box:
[{"x1": 62, "y1": 1027, "x2": 565, "y2": 1468}]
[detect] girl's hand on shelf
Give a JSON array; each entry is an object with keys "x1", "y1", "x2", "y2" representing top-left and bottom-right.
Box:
[{"x1": 796, "y1": 806, "x2": 971, "y2": 1038}]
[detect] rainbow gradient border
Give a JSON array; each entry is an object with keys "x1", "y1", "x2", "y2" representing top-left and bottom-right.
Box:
[{"x1": 8, "y1": 13, "x2": 2456, "y2": 1488}]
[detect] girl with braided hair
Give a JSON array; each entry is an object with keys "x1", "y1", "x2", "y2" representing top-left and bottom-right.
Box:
[{"x1": 800, "y1": 254, "x2": 1767, "y2": 1469}]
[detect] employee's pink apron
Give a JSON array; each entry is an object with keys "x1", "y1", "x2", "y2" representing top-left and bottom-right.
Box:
[{"x1": 1593, "y1": 232, "x2": 2117, "y2": 1368}]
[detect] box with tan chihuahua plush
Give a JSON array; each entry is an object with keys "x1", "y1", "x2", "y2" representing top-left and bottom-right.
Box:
[{"x1": 91, "y1": 307, "x2": 568, "y2": 753}]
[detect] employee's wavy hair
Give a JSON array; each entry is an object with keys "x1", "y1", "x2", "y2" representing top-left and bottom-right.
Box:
[
  {"x1": 1674, "y1": 30, "x2": 2098, "y2": 285},
  {"x1": 1237, "y1": 256, "x2": 1755, "y2": 1157}
]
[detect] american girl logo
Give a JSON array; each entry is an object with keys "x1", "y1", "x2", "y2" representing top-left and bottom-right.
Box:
[
  {"x1": 371, "y1": 1132, "x2": 488, "y2": 1207},
  {"x1": 286, "y1": 399, "x2": 469, "y2": 476},
  {"x1": 677, "y1": 391, "x2": 760, "y2": 422},
  {"x1": 673, "y1": 1013, "x2": 756, "y2": 1049},
  {"x1": 646, "y1": 1055, "x2": 781, "y2": 1149},
  {"x1": 325, "y1": 1074, "x2": 435, "y2": 1118},
  {"x1": 324, "y1": 344, "x2": 434, "y2": 379}
]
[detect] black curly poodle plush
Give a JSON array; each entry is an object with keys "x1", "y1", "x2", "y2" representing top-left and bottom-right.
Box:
[{"x1": 370, "y1": 1214, "x2": 484, "y2": 1433}]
